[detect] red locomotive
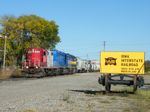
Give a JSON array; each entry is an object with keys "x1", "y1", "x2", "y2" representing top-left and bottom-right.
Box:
[{"x1": 22, "y1": 48, "x2": 47, "y2": 69}]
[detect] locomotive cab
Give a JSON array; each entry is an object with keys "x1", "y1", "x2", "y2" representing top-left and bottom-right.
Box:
[{"x1": 22, "y1": 48, "x2": 47, "y2": 69}]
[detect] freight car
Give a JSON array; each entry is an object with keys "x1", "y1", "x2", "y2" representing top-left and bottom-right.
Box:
[
  {"x1": 76, "y1": 58, "x2": 88, "y2": 73},
  {"x1": 90, "y1": 60, "x2": 100, "y2": 72},
  {"x1": 85, "y1": 60, "x2": 100, "y2": 72},
  {"x1": 76, "y1": 58, "x2": 100, "y2": 73},
  {"x1": 22, "y1": 48, "x2": 77, "y2": 77}
]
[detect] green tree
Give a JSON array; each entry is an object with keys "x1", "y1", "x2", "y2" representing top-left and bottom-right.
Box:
[
  {"x1": 145, "y1": 60, "x2": 150, "y2": 72},
  {"x1": 0, "y1": 15, "x2": 60, "y2": 66}
]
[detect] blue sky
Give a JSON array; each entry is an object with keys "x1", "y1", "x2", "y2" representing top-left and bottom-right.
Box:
[{"x1": 0, "y1": 0, "x2": 150, "y2": 60}]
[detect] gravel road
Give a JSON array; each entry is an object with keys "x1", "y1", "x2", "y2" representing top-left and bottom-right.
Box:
[{"x1": 0, "y1": 73, "x2": 150, "y2": 112}]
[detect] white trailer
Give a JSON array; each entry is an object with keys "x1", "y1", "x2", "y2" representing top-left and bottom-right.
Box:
[{"x1": 77, "y1": 58, "x2": 88, "y2": 73}]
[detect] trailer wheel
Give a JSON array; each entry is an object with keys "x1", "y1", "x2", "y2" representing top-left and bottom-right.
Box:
[
  {"x1": 133, "y1": 75, "x2": 137, "y2": 92},
  {"x1": 105, "y1": 74, "x2": 111, "y2": 92}
]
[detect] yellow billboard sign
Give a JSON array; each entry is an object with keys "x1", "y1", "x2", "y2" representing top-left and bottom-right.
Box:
[{"x1": 100, "y1": 52, "x2": 145, "y2": 75}]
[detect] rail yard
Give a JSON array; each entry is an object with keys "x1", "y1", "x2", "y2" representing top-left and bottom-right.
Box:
[
  {"x1": 0, "y1": 1, "x2": 150, "y2": 112},
  {"x1": 0, "y1": 72, "x2": 150, "y2": 112}
]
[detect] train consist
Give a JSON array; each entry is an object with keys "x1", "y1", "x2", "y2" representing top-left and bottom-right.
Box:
[{"x1": 22, "y1": 48, "x2": 100, "y2": 77}]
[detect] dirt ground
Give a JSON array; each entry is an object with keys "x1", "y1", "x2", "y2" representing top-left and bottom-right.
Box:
[{"x1": 0, "y1": 73, "x2": 150, "y2": 112}]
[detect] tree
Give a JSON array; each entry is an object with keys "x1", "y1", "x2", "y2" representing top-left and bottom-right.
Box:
[
  {"x1": 145, "y1": 60, "x2": 150, "y2": 72},
  {"x1": 0, "y1": 15, "x2": 60, "y2": 66}
]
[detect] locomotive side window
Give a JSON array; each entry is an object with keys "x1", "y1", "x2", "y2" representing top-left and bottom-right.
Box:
[{"x1": 43, "y1": 52, "x2": 47, "y2": 56}]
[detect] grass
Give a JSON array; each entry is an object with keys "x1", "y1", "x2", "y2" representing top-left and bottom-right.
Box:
[
  {"x1": 144, "y1": 70, "x2": 150, "y2": 75},
  {"x1": 100, "y1": 100, "x2": 110, "y2": 103},
  {"x1": 0, "y1": 69, "x2": 13, "y2": 79},
  {"x1": 0, "y1": 68, "x2": 23, "y2": 79},
  {"x1": 11, "y1": 68, "x2": 23, "y2": 78},
  {"x1": 62, "y1": 93, "x2": 70, "y2": 103},
  {"x1": 120, "y1": 88, "x2": 150, "y2": 112},
  {"x1": 137, "y1": 89, "x2": 150, "y2": 99},
  {"x1": 110, "y1": 97, "x2": 117, "y2": 100},
  {"x1": 114, "y1": 86, "x2": 150, "y2": 98},
  {"x1": 107, "y1": 86, "x2": 150, "y2": 112}
]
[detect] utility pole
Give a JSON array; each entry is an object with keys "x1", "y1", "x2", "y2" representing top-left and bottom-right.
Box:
[
  {"x1": 3, "y1": 35, "x2": 7, "y2": 69},
  {"x1": 0, "y1": 34, "x2": 7, "y2": 69},
  {"x1": 103, "y1": 41, "x2": 106, "y2": 51}
]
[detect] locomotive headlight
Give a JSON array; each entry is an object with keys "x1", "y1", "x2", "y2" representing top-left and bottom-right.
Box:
[
  {"x1": 26, "y1": 66, "x2": 29, "y2": 69},
  {"x1": 36, "y1": 66, "x2": 38, "y2": 69}
]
